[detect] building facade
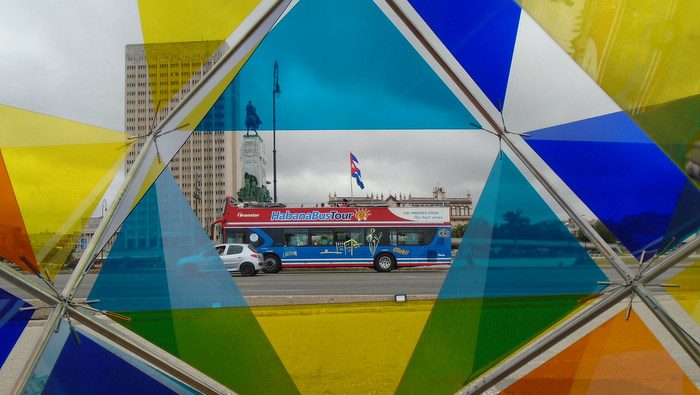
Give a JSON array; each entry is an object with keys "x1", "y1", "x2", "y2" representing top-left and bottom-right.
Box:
[
  {"x1": 328, "y1": 186, "x2": 473, "y2": 226},
  {"x1": 124, "y1": 41, "x2": 242, "y2": 229}
]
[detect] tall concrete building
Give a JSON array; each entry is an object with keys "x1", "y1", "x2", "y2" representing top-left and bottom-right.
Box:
[{"x1": 124, "y1": 41, "x2": 242, "y2": 230}]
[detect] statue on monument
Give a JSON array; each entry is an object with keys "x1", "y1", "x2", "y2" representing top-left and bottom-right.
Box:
[
  {"x1": 237, "y1": 172, "x2": 272, "y2": 203},
  {"x1": 245, "y1": 100, "x2": 262, "y2": 136}
]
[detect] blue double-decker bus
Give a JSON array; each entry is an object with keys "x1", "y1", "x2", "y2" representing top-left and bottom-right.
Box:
[{"x1": 212, "y1": 199, "x2": 452, "y2": 273}]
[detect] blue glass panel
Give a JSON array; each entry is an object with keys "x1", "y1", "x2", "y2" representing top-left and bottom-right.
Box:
[
  {"x1": 525, "y1": 111, "x2": 699, "y2": 259},
  {"x1": 89, "y1": 169, "x2": 245, "y2": 312},
  {"x1": 88, "y1": 180, "x2": 171, "y2": 312},
  {"x1": 408, "y1": 0, "x2": 521, "y2": 109},
  {"x1": 663, "y1": 180, "x2": 700, "y2": 249},
  {"x1": 26, "y1": 318, "x2": 195, "y2": 394},
  {"x1": 439, "y1": 152, "x2": 607, "y2": 299},
  {"x1": 195, "y1": 0, "x2": 478, "y2": 131},
  {"x1": 0, "y1": 288, "x2": 32, "y2": 368}
]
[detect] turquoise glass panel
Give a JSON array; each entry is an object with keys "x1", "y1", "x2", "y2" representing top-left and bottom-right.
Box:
[
  {"x1": 440, "y1": 152, "x2": 607, "y2": 299},
  {"x1": 25, "y1": 318, "x2": 195, "y2": 394},
  {"x1": 155, "y1": 168, "x2": 246, "y2": 309},
  {"x1": 525, "y1": 111, "x2": 700, "y2": 259},
  {"x1": 195, "y1": 0, "x2": 478, "y2": 131},
  {"x1": 89, "y1": 169, "x2": 246, "y2": 312},
  {"x1": 407, "y1": 0, "x2": 521, "y2": 109},
  {"x1": 0, "y1": 288, "x2": 32, "y2": 368}
]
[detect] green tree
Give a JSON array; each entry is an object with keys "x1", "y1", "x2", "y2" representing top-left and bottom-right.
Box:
[
  {"x1": 452, "y1": 223, "x2": 467, "y2": 238},
  {"x1": 575, "y1": 220, "x2": 617, "y2": 243}
]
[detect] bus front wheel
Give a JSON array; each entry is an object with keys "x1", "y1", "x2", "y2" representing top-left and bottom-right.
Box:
[
  {"x1": 262, "y1": 254, "x2": 282, "y2": 273},
  {"x1": 374, "y1": 253, "x2": 395, "y2": 273}
]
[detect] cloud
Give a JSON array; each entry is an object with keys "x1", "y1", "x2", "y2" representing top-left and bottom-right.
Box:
[{"x1": 260, "y1": 130, "x2": 500, "y2": 205}]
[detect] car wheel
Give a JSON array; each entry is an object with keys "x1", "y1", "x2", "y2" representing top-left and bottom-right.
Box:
[
  {"x1": 240, "y1": 262, "x2": 256, "y2": 277},
  {"x1": 262, "y1": 254, "x2": 282, "y2": 273},
  {"x1": 373, "y1": 253, "x2": 395, "y2": 273}
]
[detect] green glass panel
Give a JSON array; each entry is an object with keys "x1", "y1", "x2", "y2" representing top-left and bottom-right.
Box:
[
  {"x1": 121, "y1": 307, "x2": 299, "y2": 394},
  {"x1": 397, "y1": 295, "x2": 583, "y2": 394},
  {"x1": 631, "y1": 94, "x2": 700, "y2": 185}
]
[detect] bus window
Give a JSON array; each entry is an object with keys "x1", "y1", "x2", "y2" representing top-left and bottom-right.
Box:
[
  {"x1": 350, "y1": 228, "x2": 365, "y2": 245},
  {"x1": 285, "y1": 229, "x2": 309, "y2": 246},
  {"x1": 310, "y1": 229, "x2": 333, "y2": 246},
  {"x1": 369, "y1": 228, "x2": 390, "y2": 246},
  {"x1": 335, "y1": 230, "x2": 350, "y2": 243},
  {"x1": 389, "y1": 229, "x2": 398, "y2": 246},
  {"x1": 396, "y1": 228, "x2": 424, "y2": 245},
  {"x1": 225, "y1": 228, "x2": 245, "y2": 244}
]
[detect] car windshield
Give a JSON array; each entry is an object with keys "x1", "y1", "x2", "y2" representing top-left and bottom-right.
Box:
[{"x1": 247, "y1": 245, "x2": 259, "y2": 253}]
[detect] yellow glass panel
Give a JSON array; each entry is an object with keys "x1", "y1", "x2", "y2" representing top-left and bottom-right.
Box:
[
  {"x1": 0, "y1": 105, "x2": 127, "y2": 148},
  {"x1": 137, "y1": 0, "x2": 262, "y2": 113},
  {"x1": 668, "y1": 260, "x2": 700, "y2": 324},
  {"x1": 252, "y1": 301, "x2": 434, "y2": 394},
  {"x1": 2, "y1": 142, "x2": 128, "y2": 279}
]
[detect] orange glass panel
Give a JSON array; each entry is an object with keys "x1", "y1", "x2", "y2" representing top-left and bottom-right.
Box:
[
  {"x1": 503, "y1": 310, "x2": 698, "y2": 394},
  {"x1": 0, "y1": 150, "x2": 36, "y2": 273}
]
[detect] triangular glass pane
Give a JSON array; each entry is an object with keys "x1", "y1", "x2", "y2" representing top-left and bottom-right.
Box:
[
  {"x1": 0, "y1": 150, "x2": 35, "y2": 273},
  {"x1": 397, "y1": 152, "x2": 606, "y2": 393},
  {"x1": 526, "y1": 111, "x2": 700, "y2": 259},
  {"x1": 24, "y1": 317, "x2": 196, "y2": 394},
  {"x1": 407, "y1": 0, "x2": 521, "y2": 109},
  {"x1": 195, "y1": 0, "x2": 478, "y2": 131},
  {"x1": 502, "y1": 309, "x2": 699, "y2": 394},
  {"x1": 88, "y1": 169, "x2": 297, "y2": 393},
  {"x1": 0, "y1": 288, "x2": 32, "y2": 369}
]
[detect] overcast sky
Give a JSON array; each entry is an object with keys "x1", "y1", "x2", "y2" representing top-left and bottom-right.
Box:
[
  {"x1": 0, "y1": 1, "x2": 598, "y2": 220},
  {"x1": 0, "y1": 1, "x2": 505, "y2": 208}
]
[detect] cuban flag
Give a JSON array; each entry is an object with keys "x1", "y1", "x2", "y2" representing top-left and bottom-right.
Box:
[{"x1": 350, "y1": 152, "x2": 365, "y2": 189}]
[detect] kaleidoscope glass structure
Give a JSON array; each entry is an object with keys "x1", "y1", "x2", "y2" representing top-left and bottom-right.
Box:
[{"x1": 0, "y1": 0, "x2": 698, "y2": 394}]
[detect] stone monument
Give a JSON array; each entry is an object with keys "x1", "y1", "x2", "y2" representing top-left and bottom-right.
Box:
[{"x1": 237, "y1": 134, "x2": 271, "y2": 202}]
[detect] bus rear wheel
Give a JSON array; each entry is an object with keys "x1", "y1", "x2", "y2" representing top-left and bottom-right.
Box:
[
  {"x1": 374, "y1": 253, "x2": 395, "y2": 273},
  {"x1": 262, "y1": 254, "x2": 282, "y2": 273}
]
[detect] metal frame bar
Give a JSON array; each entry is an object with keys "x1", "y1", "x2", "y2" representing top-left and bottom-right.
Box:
[
  {"x1": 5, "y1": 1, "x2": 293, "y2": 393},
  {"x1": 381, "y1": 0, "x2": 700, "y2": 392},
  {"x1": 641, "y1": 235, "x2": 700, "y2": 284}
]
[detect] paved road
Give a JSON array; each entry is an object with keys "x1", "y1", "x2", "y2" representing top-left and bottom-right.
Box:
[{"x1": 3, "y1": 263, "x2": 678, "y2": 301}]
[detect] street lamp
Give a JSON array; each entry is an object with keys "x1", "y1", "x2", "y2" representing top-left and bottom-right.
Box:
[{"x1": 272, "y1": 60, "x2": 281, "y2": 203}]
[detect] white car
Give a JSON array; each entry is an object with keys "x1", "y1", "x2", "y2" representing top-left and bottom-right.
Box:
[{"x1": 215, "y1": 243, "x2": 265, "y2": 277}]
